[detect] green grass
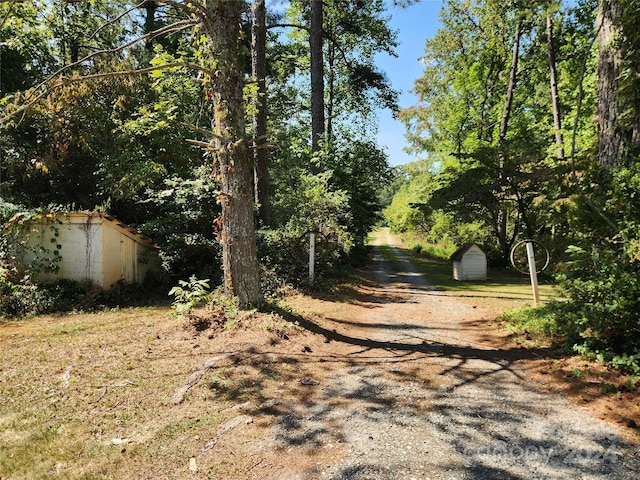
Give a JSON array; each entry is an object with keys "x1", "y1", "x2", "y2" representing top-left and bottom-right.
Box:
[
  {"x1": 498, "y1": 304, "x2": 562, "y2": 347},
  {"x1": 370, "y1": 229, "x2": 561, "y2": 314}
]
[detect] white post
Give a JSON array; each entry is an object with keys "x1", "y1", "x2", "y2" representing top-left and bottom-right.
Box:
[
  {"x1": 309, "y1": 232, "x2": 316, "y2": 286},
  {"x1": 526, "y1": 241, "x2": 541, "y2": 306}
]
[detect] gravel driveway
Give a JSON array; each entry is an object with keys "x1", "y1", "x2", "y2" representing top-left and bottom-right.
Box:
[{"x1": 268, "y1": 234, "x2": 640, "y2": 480}]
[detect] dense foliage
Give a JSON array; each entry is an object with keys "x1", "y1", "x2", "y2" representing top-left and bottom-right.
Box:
[
  {"x1": 0, "y1": 1, "x2": 396, "y2": 315},
  {"x1": 553, "y1": 165, "x2": 640, "y2": 356},
  {"x1": 389, "y1": 0, "x2": 640, "y2": 357}
]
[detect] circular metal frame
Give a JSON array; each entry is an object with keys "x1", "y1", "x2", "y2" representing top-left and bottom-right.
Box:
[{"x1": 510, "y1": 239, "x2": 550, "y2": 275}]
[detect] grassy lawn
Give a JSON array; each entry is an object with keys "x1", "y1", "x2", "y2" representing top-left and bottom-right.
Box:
[
  {"x1": 370, "y1": 229, "x2": 561, "y2": 315},
  {"x1": 0, "y1": 307, "x2": 309, "y2": 480}
]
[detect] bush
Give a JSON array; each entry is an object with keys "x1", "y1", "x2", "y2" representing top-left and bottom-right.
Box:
[
  {"x1": 551, "y1": 164, "x2": 640, "y2": 357},
  {"x1": 553, "y1": 245, "x2": 640, "y2": 354},
  {"x1": 0, "y1": 267, "x2": 43, "y2": 317},
  {"x1": 258, "y1": 227, "x2": 345, "y2": 286},
  {"x1": 262, "y1": 172, "x2": 354, "y2": 286}
]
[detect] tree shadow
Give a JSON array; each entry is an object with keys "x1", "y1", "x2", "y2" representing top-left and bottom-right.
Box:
[{"x1": 254, "y1": 239, "x2": 639, "y2": 478}]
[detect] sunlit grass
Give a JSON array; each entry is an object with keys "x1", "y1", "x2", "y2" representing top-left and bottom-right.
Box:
[{"x1": 369, "y1": 228, "x2": 561, "y2": 313}]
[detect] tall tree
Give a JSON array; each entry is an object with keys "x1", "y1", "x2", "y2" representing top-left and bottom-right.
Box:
[
  {"x1": 1, "y1": 0, "x2": 264, "y2": 307},
  {"x1": 595, "y1": 0, "x2": 640, "y2": 168},
  {"x1": 597, "y1": 0, "x2": 624, "y2": 168},
  {"x1": 310, "y1": 0, "x2": 324, "y2": 160},
  {"x1": 547, "y1": 4, "x2": 565, "y2": 161},
  {"x1": 497, "y1": 19, "x2": 522, "y2": 246},
  {"x1": 202, "y1": 0, "x2": 263, "y2": 308},
  {"x1": 252, "y1": 0, "x2": 270, "y2": 225},
  {"x1": 400, "y1": 0, "x2": 555, "y2": 262},
  {"x1": 322, "y1": 0, "x2": 397, "y2": 148}
]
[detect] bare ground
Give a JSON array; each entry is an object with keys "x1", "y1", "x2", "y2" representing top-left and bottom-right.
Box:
[{"x1": 1, "y1": 232, "x2": 640, "y2": 479}]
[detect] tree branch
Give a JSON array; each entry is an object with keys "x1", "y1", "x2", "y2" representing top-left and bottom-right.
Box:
[
  {"x1": 185, "y1": 138, "x2": 217, "y2": 151},
  {"x1": 267, "y1": 23, "x2": 362, "y2": 84},
  {"x1": 182, "y1": 122, "x2": 223, "y2": 141},
  {"x1": 87, "y1": 0, "x2": 148, "y2": 44},
  {"x1": 157, "y1": 0, "x2": 207, "y2": 18},
  {"x1": 1, "y1": 62, "x2": 214, "y2": 124},
  {"x1": 20, "y1": 19, "x2": 197, "y2": 106},
  {"x1": 0, "y1": 2, "x2": 15, "y2": 30},
  {"x1": 268, "y1": 22, "x2": 309, "y2": 32}
]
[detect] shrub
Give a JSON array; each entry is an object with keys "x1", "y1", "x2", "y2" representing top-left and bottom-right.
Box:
[
  {"x1": 168, "y1": 276, "x2": 211, "y2": 320},
  {"x1": 554, "y1": 244, "x2": 640, "y2": 355},
  {"x1": 262, "y1": 173, "x2": 354, "y2": 285},
  {"x1": 551, "y1": 165, "x2": 640, "y2": 357}
]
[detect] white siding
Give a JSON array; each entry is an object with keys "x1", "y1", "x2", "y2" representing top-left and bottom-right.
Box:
[
  {"x1": 453, "y1": 245, "x2": 487, "y2": 281},
  {"x1": 453, "y1": 261, "x2": 464, "y2": 281},
  {"x1": 102, "y1": 222, "x2": 122, "y2": 287},
  {"x1": 22, "y1": 213, "x2": 158, "y2": 289},
  {"x1": 120, "y1": 235, "x2": 138, "y2": 284},
  {"x1": 25, "y1": 216, "x2": 104, "y2": 285}
]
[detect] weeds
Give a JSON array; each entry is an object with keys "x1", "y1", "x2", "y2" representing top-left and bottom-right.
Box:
[
  {"x1": 498, "y1": 304, "x2": 560, "y2": 344},
  {"x1": 169, "y1": 276, "x2": 212, "y2": 320}
]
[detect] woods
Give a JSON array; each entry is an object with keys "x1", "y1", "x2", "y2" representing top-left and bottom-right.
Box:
[
  {"x1": 1, "y1": 0, "x2": 640, "y2": 360},
  {"x1": 1, "y1": 0, "x2": 395, "y2": 311},
  {"x1": 390, "y1": 0, "x2": 640, "y2": 359}
]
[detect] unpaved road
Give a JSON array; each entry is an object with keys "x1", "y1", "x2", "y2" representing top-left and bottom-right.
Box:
[{"x1": 268, "y1": 233, "x2": 640, "y2": 479}]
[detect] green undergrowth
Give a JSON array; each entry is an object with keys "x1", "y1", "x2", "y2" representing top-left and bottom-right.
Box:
[
  {"x1": 499, "y1": 305, "x2": 561, "y2": 345},
  {"x1": 500, "y1": 305, "x2": 640, "y2": 375}
]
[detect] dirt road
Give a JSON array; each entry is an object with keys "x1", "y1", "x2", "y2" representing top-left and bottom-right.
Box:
[{"x1": 268, "y1": 232, "x2": 640, "y2": 479}]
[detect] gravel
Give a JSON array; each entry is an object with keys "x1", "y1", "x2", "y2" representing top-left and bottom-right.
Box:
[{"x1": 267, "y1": 236, "x2": 640, "y2": 479}]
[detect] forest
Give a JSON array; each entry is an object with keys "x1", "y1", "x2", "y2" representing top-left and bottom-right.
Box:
[{"x1": 1, "y1": 0, "x2": 640, "y2": 363}]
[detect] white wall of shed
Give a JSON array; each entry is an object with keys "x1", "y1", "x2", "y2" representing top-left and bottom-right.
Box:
[
  {"x1": 453, "y1": 245, "x2": 487, "y2": 281},
  {"x1": 27, "y1": 217, "x2": 105, "y2": 286}
]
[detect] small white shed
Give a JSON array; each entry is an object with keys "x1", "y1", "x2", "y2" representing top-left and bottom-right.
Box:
[
  {"x1": 450, "y1": 242, "x2": 487, "y2": 281},
  {"x1": 17, "y1": 211, "x2": 159, "y2": 288}
]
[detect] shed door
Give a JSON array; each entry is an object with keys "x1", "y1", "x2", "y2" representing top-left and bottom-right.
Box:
[{"x1": 120, "y1": 235, "x2": 138, "y2": 284}]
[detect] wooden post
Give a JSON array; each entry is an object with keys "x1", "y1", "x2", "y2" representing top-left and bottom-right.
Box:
[
  {"x1": 526, "y1": 241, "x2": 540, "y2": 306},
  {"x1": 309, "y1": 232, "x2": 316, "y2": 286}
]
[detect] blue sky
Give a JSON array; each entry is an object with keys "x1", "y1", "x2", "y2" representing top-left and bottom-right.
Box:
[
  {"x1": 375, "y1": 0, "x2": 444, "y2": 167},
  {"x1": 265, "y1": 0, "x2": 443, "y2": 167}
]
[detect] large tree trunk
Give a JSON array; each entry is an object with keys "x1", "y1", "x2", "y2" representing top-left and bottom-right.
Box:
[
  {"x1": 252, "y1": 0, "x2": 270, "y2": 226},
  {"x1": 498, "y1": 21, "x2": 521, "y2": 149},
  {"x1": 326, "y1": 40, "x2": 335, "y2": 149},
  {"x1": 204, "y1": 0, "x2": 263, "y2": 309},
  {"x1": 496, "y1": 21, "x2": 521, "y2": 265},
  {"x1": 310, "y1": 0, "x2": 324, "y2": 163},
  {"x1": 597, "y1": 0, "x2": 624, "y2": 169},
  {"x1": 547, "y1": 10, "x2": 565, "y2": 161}
]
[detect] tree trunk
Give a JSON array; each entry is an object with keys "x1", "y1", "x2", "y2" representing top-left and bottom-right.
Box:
[
  {"x1": 252, "y1": 0, "x2": 270, "y2": 226},
  {"x1": 499, "y1": 22, "x2": 521, "y2": 149},
  {"x1": 144, "y1": 1, "x2": 157, "y2": 51},
  {"x1": 203, "y1": 0, "x2": 263, "y2": 309},
  {"x1": 495, "y1": 21, "x2": 521, "y2": 264},
  {"x1": 547, "y1": 10, "x2": 565, "y2": 161},
  {"x1": 310, "y1": 0, "x2": 324, "y2": 164},
  {"x1": 326, "y1": 40, "x2": 335, "y2": 149},
  {"x1": 597, "y1": 0, "x2": 624, "y2": 169},
  {"x1": 621, "y1": 1, "x2": 640, "y2": 160}
]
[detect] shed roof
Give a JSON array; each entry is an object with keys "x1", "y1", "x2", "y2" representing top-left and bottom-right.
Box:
[{"x1": 450, "y1": 242, "x2": 484, "y2": 262}]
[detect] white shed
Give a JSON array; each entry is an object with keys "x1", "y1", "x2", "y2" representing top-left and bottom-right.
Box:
[
  {"x1": 18, "y1": 212, "x2": 159, "y2": 288},
  {"x1": 450, "y1": 242, "x2": 487, "y2": 281}
]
